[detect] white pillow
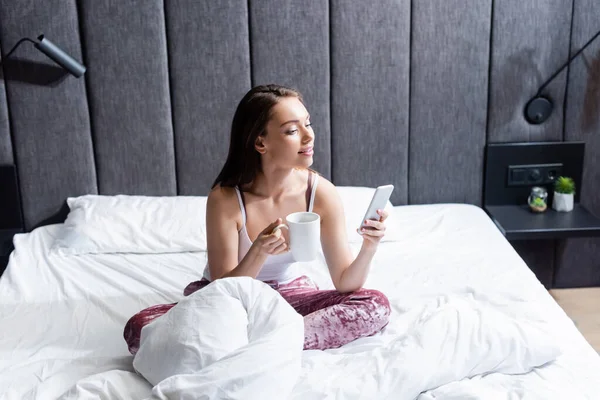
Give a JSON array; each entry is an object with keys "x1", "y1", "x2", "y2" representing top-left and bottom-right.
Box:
[
  {"x1": 51, "y1": 187, "x2": 400, "y2": 256},
  {"x1": 50, "y1": 195, "x2": 208, "y2": 256},
  {"x1": 335, "y1": 186, "x2": 399, "y2": 243}
]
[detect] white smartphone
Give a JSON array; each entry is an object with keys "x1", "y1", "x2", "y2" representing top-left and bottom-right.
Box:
[{"x1": 359, "y1": 184, "x2": 394, "y2": 230}]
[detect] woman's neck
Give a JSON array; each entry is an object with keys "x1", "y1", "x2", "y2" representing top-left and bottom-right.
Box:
[{"x1": 250, "y1": 167, "x2": 300, "y2": 198}]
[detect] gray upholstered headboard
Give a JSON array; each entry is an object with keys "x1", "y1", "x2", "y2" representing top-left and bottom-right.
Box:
[{"x1": 0, "y1": 1, "x2": 599, "y2": 287}]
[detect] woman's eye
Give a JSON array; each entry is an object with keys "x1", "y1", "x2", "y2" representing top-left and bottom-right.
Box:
[
  {"x1": 286, "y1": 129, "x2": 298, "y2": 135},
  {"x1": 306, "y1": 122, "x2": 312, "y2": 128}
]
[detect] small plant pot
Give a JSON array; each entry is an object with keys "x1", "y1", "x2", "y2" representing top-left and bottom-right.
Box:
[{"x1": 552, "y1": 192, "x2": 574, "y2": 212}]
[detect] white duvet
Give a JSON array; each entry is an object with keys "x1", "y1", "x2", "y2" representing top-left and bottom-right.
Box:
[
  {"x1": 127, "y1": 277, "x2": 560, "y2": 400},
  {"x1": 1, "y1": 204, "x2": 599, "y2": 399},
  {"x1": 133, "y1": 277, "x2": 305, "y2": 400}
]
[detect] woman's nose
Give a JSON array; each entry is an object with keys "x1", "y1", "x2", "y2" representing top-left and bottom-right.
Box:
[{"x1": 302, "y1": 126, "x2": 314, "y2": 141}]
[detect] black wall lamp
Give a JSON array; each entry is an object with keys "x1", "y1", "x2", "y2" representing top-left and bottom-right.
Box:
[
  {"x1": 525, "y1": 28, "x2": 600, "y2": 125},
  {"x1": 0, "y1": 34, "x2": 86, "y2": 78}
]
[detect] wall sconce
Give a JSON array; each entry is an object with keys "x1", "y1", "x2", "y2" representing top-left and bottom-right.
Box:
[
  {"x1": 0, "y1": 34, "x2": 86, "y2": 78},
  {"x1": 524, "y1": 28, "x2": 600, "y2": 125}
]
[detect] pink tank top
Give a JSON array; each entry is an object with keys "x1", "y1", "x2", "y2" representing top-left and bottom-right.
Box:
[{"x1": 203, "y1": 172, "x2": 319, "y2": 283}]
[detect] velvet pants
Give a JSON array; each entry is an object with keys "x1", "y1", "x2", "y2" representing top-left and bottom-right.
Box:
[{"x1": 124, "y1": 275, "x2": 390, "y2": 355}]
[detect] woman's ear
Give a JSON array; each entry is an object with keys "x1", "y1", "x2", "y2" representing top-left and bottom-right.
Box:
[{"x1": 255, "y1": 136, "x2": 267, "y2": 154}]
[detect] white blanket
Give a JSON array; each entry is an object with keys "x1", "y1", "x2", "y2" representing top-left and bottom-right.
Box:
[
  {"x1": 133, "y1": 277, "x2": 305, "y2": 400},
  {"x1": 130, "y1": 278, "x2": 560, "y2": 400}
]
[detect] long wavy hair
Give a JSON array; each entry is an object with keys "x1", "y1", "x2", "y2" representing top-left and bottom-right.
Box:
[{"x1": 212, "y1": 84, "x2": 303, "y2": 189}]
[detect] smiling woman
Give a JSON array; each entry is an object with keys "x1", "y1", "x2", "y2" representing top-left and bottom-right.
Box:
[
  {"x1": 211, "y1": 85, "x2": 312, "y2": 189},
  {"x1": 124, "y1": 84, "x2": 391, "y2": 353}
]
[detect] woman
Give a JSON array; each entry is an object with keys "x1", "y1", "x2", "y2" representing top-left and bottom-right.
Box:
[{"x1": 124, "y1": 84, "x2": 391, "y2": 354}]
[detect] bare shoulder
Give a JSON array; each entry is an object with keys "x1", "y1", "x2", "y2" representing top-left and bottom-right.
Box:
[
  {"x1": 207, "y1": 184, "x2": 242, "y2": 228},
  {"x1": 312, "y1": 174, "x2": 343, "y2": 218},
  {"x1": 314, "y1": 173, "x2": 336, "y2": 198}
]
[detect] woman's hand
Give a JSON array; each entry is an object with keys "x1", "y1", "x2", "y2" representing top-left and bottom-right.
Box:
[
  {"x1": 358, "y1": 209, "x2": 389, "y2": 247},
  {"x1": 250, "y1": 218, "x2": 289, "y2": 257}
]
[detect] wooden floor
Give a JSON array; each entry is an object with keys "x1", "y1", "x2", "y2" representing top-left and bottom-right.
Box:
[{"x1": 550, "y1": 288, "x2": 600, "y2": 352}]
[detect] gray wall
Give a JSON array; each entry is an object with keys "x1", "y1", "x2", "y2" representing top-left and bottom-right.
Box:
[{"x1": 0, "y1": 1, "x2": 598, "y2": 288}]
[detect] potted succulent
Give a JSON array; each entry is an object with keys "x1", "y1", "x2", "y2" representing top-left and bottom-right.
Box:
[{"x1": 552, "y1": 176, "x2": 575, "y2": 212}]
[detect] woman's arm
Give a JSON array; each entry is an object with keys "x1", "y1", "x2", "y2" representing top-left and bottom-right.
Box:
[
  {"x1": 316, "y1": 179, "x2": 388, "y2": 293},
  {"x1": 206, "y1": 186, "x2": 287, "y2": 280}
]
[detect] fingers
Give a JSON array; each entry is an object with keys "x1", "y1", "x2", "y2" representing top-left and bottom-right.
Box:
[
  {"x1": 358, "y1": 216, "x2": 386, "y2": 245},
  {"x1": 362, "y1": 218, "x2": 386, "y2": 232},
  {"x1": 359, "y1": 226, "x2": 386, "y2": 237},
  {"x1": 270, "y1": 241, "x2": 288, "y2": 255},
  {"x1": 377, "y1": 209, "x2": 389, "y2": 221},
  {"x1": 254, "y1": 234, "x2": 286, "y2": 256},
  {"x1": 265, "y1": 236, "x2": 286, "y2": 253},
  {"x1": 251, "y1": 218, "x2": 290, "y2": 256},
  {"x1": 263, "y1": 218, "x2": 283, "y2": 234},
  {"x1": 262, "y1": 231, "x2": 283, "y2": 245}
]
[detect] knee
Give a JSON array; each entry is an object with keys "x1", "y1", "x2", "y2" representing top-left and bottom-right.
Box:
[
  {"x1": 183, "y1": 279, "x2": 209, "y2": 296},
  {"x1": 356, "y1": 289, "x2": 391, "y2": 329},
  {"x1": 123, "y1": 303, "x2": 176, "y2": 355}
]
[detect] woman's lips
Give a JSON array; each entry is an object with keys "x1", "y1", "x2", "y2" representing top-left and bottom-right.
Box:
[{"x1": 299, "y1": 147, "x2": 314, "y2": 156}]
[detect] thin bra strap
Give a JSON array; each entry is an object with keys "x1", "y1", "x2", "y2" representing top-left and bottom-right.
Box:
[
  {"x1": 234, "y1": 186, "x2": 247, "y2": 225},
  {"x1": 305, "y1": 171, "x2": 313, "y2": 212},
  {"x1": 308, "y1": 173, "x2": 319, "y2": 212}
]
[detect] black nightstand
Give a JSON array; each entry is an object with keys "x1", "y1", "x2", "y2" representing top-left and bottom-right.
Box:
[
  {"x1": 482, "y1": 142, "x2": 598, "y2": 289},
  {"x1": 483, "y1": 142, "x2": 600, "y2": 240},
  {"x1": 485, "y1": 204, "x2": 600, "y2": 240},
  {"x1": 0, "y1": 229, "x2": 20, "y2": 276}
]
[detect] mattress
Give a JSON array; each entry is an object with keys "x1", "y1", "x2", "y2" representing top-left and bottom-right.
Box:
[{"x1": 1, "y1": 203, "x2": 599, "y2": 399}]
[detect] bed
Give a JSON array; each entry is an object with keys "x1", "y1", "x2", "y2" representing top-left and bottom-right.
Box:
[
  {"x1": 2, "y1": 1, "x2": 600, "y2": 397},
  {"x1": 1, "y1": 193, "x2": 599, "y2": 399}
]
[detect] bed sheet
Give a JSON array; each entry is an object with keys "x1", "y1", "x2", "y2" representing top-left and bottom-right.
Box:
[{"x1": 1, "y1": 203, "x2": 599, "y2": 399}]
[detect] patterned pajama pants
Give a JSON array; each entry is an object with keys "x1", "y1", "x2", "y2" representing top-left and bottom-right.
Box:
[{"x1": 124, "y1": 275, "x2": 391, "y2": 355}]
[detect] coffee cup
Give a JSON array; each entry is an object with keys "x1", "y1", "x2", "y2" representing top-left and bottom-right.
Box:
[{"x1": 271, "y1": 211, "x2": 321, "y2": 262}]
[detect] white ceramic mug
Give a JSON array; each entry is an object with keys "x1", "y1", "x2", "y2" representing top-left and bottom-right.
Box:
[{"x1": 272, "y1": 211, "x2": 321, "y2": 262}]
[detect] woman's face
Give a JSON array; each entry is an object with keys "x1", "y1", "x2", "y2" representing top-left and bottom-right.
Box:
[{"x1": 256, "y1": 96, "x2": 314, "y2": 169}]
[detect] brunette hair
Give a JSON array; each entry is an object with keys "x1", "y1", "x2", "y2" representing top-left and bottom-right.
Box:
[{"x1": 212, "y1": 84, "x2": 303, "y2": 188}]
